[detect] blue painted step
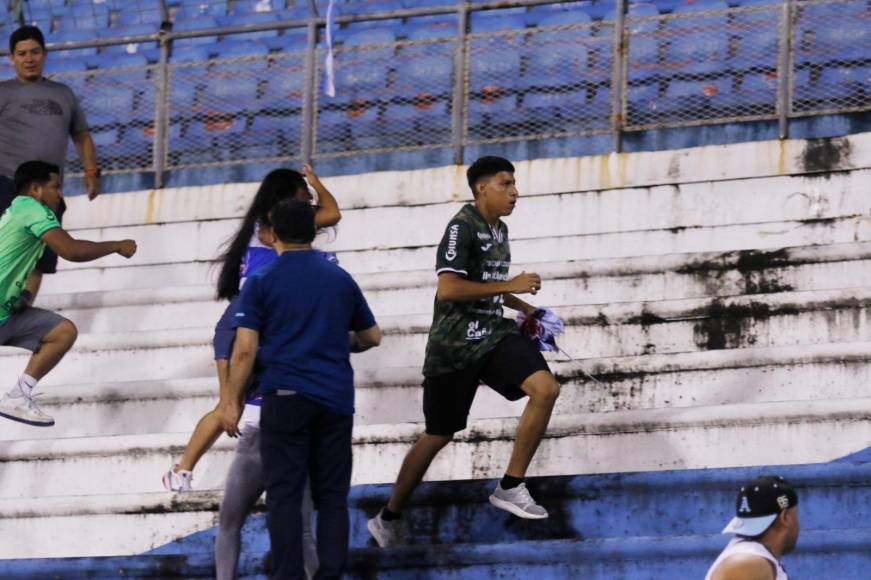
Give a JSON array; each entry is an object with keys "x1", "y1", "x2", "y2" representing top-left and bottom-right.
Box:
[
  {"x1": 151, "y1": 456, "x2": 871, "y2": 556},
  {"x1": 3, "y1": 529, "x2": 871, "y2": 579}
]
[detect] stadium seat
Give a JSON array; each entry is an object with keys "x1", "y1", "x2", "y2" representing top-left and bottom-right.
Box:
[
  {"x1": 659, "y1": 77, "x2": 732, "y2": 119},
  {"x1": 522, "y1": 44, "x2": 591, "y2": 90},
  {"x1": 260, "y1": 69, "x2": 307, "y2": 112},
  {"x1": 627, "y1": 37, "x2": 662, "y2": 81},
  {"x1": 233, "y1": 113, "x2": 302, "y2": 160},
  {"x1": 385, "y1": 97, "x2": 451, "y2": 144},
  {"x1": 171, "y1": 17, "x2": 220, "y2": 46},
  {"x1": 231, "y1": 0, "x2": 281, "y2": 15},
  {"x1": 667, "y1": 0, "x2": 730, "y2": 33},
  {"x1": 340, "y1": 29, "x2": 397, "y2": 59},
  {"x1": 733, "y1": 29, "x2": 778, "y2": 72},
  {"x1": 665, "y1": 32, "x2": 728, "y2": 75},
  {"x1": 169, "y1": 83, "x2": 199, "y2": 120},
  {"x1": 55, "y1": 3, "x2": 111, "y2": 30},
  {"x1": 724, "y1": 70, "x2": 777, "y2": 113},
  {"x1": 216, "y1": 12, "x2": 280, "y2": 40},
  {"x1": 21, "y1": 8, "x2": 54, "y2": 32},
  {"x1": 211, "y1": 41, "x2": 270, "y2": 72},
  {"x1": 174, "y1": 1, "x2": 228, "y2": 19},
  {"x1": 469, "y1": 50, "x2": 521, "y2": 93},
  {"x1": 397, "y1": 23, "x2": 456, "y2": 58},
  {"x1": 112, "y1": 8, "x2": 163, "y2": 28},
  {"x1": 315, "y1": 100, "x2": 357, "y2": 153},
  {"x1": 44, "y1": 57, "x2": 89, "y2": 75},
  {"x1": 469, "y1": 13, "x2": 527, "y2": 34},
  {"x1": 626, "y1": 82, "x2": 662, "y2": 125},
  {"x1": 818, "y1": 65, "x2": 871, "y2": 103},
  {"x1": 99, "y1": 25, "x2": 160, "y2": 56},
  {"x1": 521, "y1": 89, "x2": 590, "y2": 132},
  {"x1": 48, "y1": 30, "x2": 99, "y2": 58},
  {"x1": 262, "y1": 30, "x2": 310, "y2": 53},
  {"x1": 393, "y1": 55, "x2": 453, "y2": 98},
  {"x1": 627, "y1": 2, "x2": 660, "y2": 34},
  {"x1": 341, "y1": 1, "x2": 404, "y2": 31},
  {"x1": 89, "y1": 52, "x2": 150, "y2": 74},
  {"x1": 203, "y1": 76, "x2": 261, "y2": 114},
  {"x1": 468, "y1": 90, "x2": 522, "y2": 139}
]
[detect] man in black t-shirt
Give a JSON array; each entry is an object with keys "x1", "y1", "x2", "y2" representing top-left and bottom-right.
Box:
[{"x1": 368, "y1": 156, "x2": 562, "y2": 547}]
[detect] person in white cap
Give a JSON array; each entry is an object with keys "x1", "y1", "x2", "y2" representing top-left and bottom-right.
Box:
[{"x1": 706, "y1": 474, "x2": 800, "y2": 580}]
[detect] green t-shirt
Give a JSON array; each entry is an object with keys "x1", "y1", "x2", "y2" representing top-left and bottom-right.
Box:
[
  {"x1": 422, "y1": 204, "x2": 518, "y2": 377},
  {"x1": 0, "y1": 196, "x2": 60, "y2": 324}
]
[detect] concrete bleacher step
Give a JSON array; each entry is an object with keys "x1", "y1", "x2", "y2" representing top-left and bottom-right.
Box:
[
  {"x1": 0, "y1": 397, "x2": 869, "y2": 501},
  {"x1": 3, "y1": 341, "x2": 871, "y2": 441},
  {"x1": 41, "y1": 214, "x2": 871, "y2": 296},
  {"x1": 6, "y1": 282, "x2": 871, "y2": 387},
  {"x1": 1, "y1": 458, "x2": 869, "y2": 567},
  {"x1": 35, "y1": 241, "x2": 871, "y2": 329}
]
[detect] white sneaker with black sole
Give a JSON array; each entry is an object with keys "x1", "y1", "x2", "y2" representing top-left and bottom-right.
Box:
[
  {"x1": 0, "y1": 392, "x2": 54, "y2": 427},
  {"x1": 367, "y1": 509, "x2": 404, "y2": 547},
  {"x1": 489, "y1": 482, "x2": 548, "y2": 519}
]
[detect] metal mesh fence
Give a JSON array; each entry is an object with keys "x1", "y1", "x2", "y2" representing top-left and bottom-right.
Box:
[
  {"x1": 58, "y1": 55, "x2": 159, "y2": 176},
  {"x1": 314, "y1": 35, "x2": 456, "y2": 158},
  {"x1": 464, "y1": 19, "x2": 613, "y2": 145},
  {"x1": 791, "y1": 0, "x2": 871, "y2": 116},
  {"x1": 624, "y1": 4, "x2": 782, "y2": 131},
  {"x1": 5, "y1": 1, "x2": 867, "y2": 180},
  {"x1": 166, "y1": 49, "x2": 305, "y2": 169}
]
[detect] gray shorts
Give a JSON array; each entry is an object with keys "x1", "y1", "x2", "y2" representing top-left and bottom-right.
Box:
[{"x1": 0, "y1": 307, "x2": 67, "y2": 352}]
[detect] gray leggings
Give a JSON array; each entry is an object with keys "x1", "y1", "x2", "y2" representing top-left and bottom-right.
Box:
[{"x1": 216, "y1": 424, "x2": 318, "y2": 580}]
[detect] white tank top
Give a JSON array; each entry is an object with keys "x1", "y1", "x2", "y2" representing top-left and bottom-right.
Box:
[{"x1": 705, "y1": 538, "x2": 788, "y2": 580}]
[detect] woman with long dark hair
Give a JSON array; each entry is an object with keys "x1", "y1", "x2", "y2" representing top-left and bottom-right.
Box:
[{"x1": 162, "y1": 164, "x2": 340, "y2": 492}]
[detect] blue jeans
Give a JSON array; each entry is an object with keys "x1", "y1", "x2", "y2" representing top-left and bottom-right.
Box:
[{"x1": 260, "y1": 394, "x2": 353, "y2": 580}]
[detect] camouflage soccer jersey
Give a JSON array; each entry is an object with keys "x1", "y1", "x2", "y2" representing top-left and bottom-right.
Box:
[{"x1": 422, "y1": 203, "x2": 519, "y2": 377}]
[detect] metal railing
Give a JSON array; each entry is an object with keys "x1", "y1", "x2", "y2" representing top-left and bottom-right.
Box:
[{"x1": 5, "y1": 0, "x2": 870, "y2": 187}]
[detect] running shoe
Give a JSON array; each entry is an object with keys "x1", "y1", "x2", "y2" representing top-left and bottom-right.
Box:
[
  {"x1": 162, "y1": 465, "x2": 193, "y2": 492},
  {"x1": 367, "y1": 509, "x2": 404, "y2": 547},
  {"x1": 489, "y1": 482, "x2": 548, "y2": 519},
  {"x1": 0, "y1": 392, "x2": 54, "y2": 427}
]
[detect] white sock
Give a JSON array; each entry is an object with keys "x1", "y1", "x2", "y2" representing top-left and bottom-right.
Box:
[{"x1": 10, "y1": 374, "x2": 38, "y2": 398}]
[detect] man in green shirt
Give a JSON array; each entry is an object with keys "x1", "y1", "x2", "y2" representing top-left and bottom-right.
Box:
[
  {"x1": 0, "y1": 161, "x2": 136, "y2": 427},
  {"x1": 369, "y1": 157, "x2": 562, "y2": 546}
]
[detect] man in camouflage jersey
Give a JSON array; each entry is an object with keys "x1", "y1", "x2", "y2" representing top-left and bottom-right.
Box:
[{"x1": 368, "y1": 156, "x2": 561, "y2": 546}]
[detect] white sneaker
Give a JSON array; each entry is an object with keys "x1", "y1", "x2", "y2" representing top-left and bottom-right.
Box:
[
  {"x1": 0, "y1": 392, "x2": 54, "y2": 427},
  {"x1": 367, "y1": 509, "x2": 404, "y2": 547},
  {"x1": 162, "y1": 465, "x2": 193, "y2": 492},
  {"x1": 489, "y1": 482, "x2": 548, "y2": 519}
]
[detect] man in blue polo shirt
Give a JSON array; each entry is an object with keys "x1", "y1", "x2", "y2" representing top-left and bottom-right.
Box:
[{"x1": 221, "y1": 198, "x2": 381, "y2": 580}]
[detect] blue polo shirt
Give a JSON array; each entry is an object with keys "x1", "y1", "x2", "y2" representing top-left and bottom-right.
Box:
[{"x1": 235, "y1": 249, "x2": 376, "y2": 415}]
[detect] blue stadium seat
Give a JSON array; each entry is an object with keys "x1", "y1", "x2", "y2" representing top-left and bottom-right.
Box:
[
  {"x1": 112, "y1": 9, "x2": 163, "y2": 28},
  {"x1": 627, "y1": 37, "x2": 661, "y2": 81},
  {"x1": 401, "y1": 0, "x2": 455, "y2": 6},
  {"x1": 626, "y1": 82, "x2": 661, "y2": 124},
  {"x1": 172, "y1": 17, "x2": 220, "y2": 46},
  {"x1": 722, "y1": 70, "x2": 777, "y2": 112},
  {"x1": 335, "y1": 61, "x2": 390, "y2": 95},
  {"x1": 263, "y1": 29, "x2": 310, "y2": 53},
  {"x1": 232, "y1": 117, "x2": 294, "y2": 160},
  {"x1": 818, "y1": 65, "x2": 871, "y2": 102},
  {"x1": 385, "y1": 97, "x2": 451, "y2": 142},
  {"x1": 733, "y1": 29, "x2": 778, "y2": 71},
  {"x1": 469, "y1": 50, "x2": 521, "y2": 92},
  {"x1": 44, "y1": 58, "x2": 89, "y2": 75},
  {"x1": 627, "y1": 2, "x2": 660, "y2": 34},
  {"x1": 169, "y1": 83, "x2": 199, "y2": 118},
  {"x1": 315, "y1": 100, "x2": 357, "y2": 153},
  {"x1": 21, "y1": 8, "x2": 54, "y2": 32},
  {"x1": 525, "y1": 2, "x2": 592, "y2": 26},
  {"x1": 260, "y1": 69, "x2": 306, "y2": 112},
  {"x1": 522, "y1": 89, "x2": 590, "y2": 131},
  {"x1": 341, "y1": 29, "x2": 397, "y2": 59},
  {"x1": 341, "y1": 1, "x2": 404, "y2": 31},
  {"x1": 206, "y1": 76, "x2": 261, "y2": 114},
  {"x1": 99, "y1": 25, "x2": 160, "y2": 56},
  {"x1": 522, "y1": 44, "x2": 591, "y2": 90},
  {"x1": 667, "y1": 0, "x2": 730, "y2": 32},
  {"x1": 659, "y1": 77, "x2": 732, "y2": 118},
  {"x1": 393, "y1": 55, "x2": 453, "y2": 97},
  {"x1": 217, "y1": 12, "x2": 280, "y2": 40},
  {"x1": 469, "y1": 13, "x2": 527, "y2": 34},
  {"x1": 171, "y1": 45, "x2": 212, "y2": 63},
  {"x1": 666, "y1": 32, "x2": 728, "y2": 75},
  {"x1": 56, "y1": 3, "x2": 110, "y2": 30},
  {"x1": 231, "y1": 0, "x2": 282, "y2": 15},
  {"x1": 211, "y1": 41, "x2": 270, "y2": 72},
  {"x1": 468, "y1": 90, "x2": 521, "y2": 139},
  {"x1": 89, "y1": 52, "x2": 150, "y2": 73},
  {"x1": 48, "y1": 30, "x2": 99, "y2": 58},
  {"x1": 174, "y1": 1, "x2": 228, "y2": 19},
  {"x1": 799, "y1": 0, "x2": 867, "y2": 20},
  {"x1": 398, "y1": 23, "x2": 456, "y2": 57}
]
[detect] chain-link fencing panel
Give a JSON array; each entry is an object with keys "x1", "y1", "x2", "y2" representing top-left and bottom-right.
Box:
[
  {"x1": 314, "y1": 34, "x2": 456, "y2": 158},
  {"x1": 625, "y1": 5, "x2": 780, "y2": 131},
  {"x1": 166, "y1": 48, "x2": 304, "y2": 170},
  {"x1": 791, "y1": 0, "x2": 871, "y2": 117},
  {"x1": 57, "y1": 58, "x2": 159, "y2": 178},
  {"x1": 464, "y1": 19, "x2": 613, "y2": 146}
]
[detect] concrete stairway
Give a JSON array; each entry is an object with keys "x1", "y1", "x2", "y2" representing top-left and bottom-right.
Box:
[{"x1": 1, "y1": 134, "x2": 871, "y2": 571}]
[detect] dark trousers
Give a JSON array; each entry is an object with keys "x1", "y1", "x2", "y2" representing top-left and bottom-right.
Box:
[
  {"x1": 260, "y1": 394, "x2": 353, "y2": 580},
  {"x1": 0, "y1": 175, "x2": 65, "y2": 274}
]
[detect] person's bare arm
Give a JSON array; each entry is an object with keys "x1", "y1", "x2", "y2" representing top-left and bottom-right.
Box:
[
  {"x1": 710, "y1": 554, "x2": 776, "y2": 580},
  {"x1": 220, "y1": 327, "x2": 259, "y2": 438},
  {"x1": 72, "y1": 131, "x2": 101, "y2": 200},
  {"x1": 436, "y1": 271, "x2": 540, "y2": 302},
  {"x1": 42, "y1": 228, "x2": 136, "y2": 262},
  {"x1": 350, "y1": 324, "x2": 382, "y2": 353},
  {"x1": 304, "y1": 164, "x2": 341, "y2": 227}
]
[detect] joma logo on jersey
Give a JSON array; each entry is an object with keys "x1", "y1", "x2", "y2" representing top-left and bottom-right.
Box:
[{"x1": 445, "y1": 224, "x2": 459, "y2": 261}]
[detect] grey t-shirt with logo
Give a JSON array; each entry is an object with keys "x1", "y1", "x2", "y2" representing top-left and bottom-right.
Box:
[{"x1": 0, "y1": 78, "x2": 89, "y2": 178}]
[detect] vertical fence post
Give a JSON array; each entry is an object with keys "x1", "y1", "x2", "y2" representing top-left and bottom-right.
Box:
[
  {"x1": 152, "y1": 31, "x2": 170, "y2": 189},
  {"x1": 777, "y1": 0, "x2": 794, "y2": 140},
  {"x1": 610, "y1": 0, "x2": 627, "y2": 153},
  {"x1": 451, "y1": 3, "x2": 469, "y2": 166},
  {"x1": 301, "y1": 17, "x2": 319, "y2": 163}
]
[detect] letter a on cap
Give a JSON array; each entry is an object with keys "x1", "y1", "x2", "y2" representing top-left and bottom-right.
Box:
[{"x1": 738, "y1": 496, "x2": 751, "y2": 513}]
